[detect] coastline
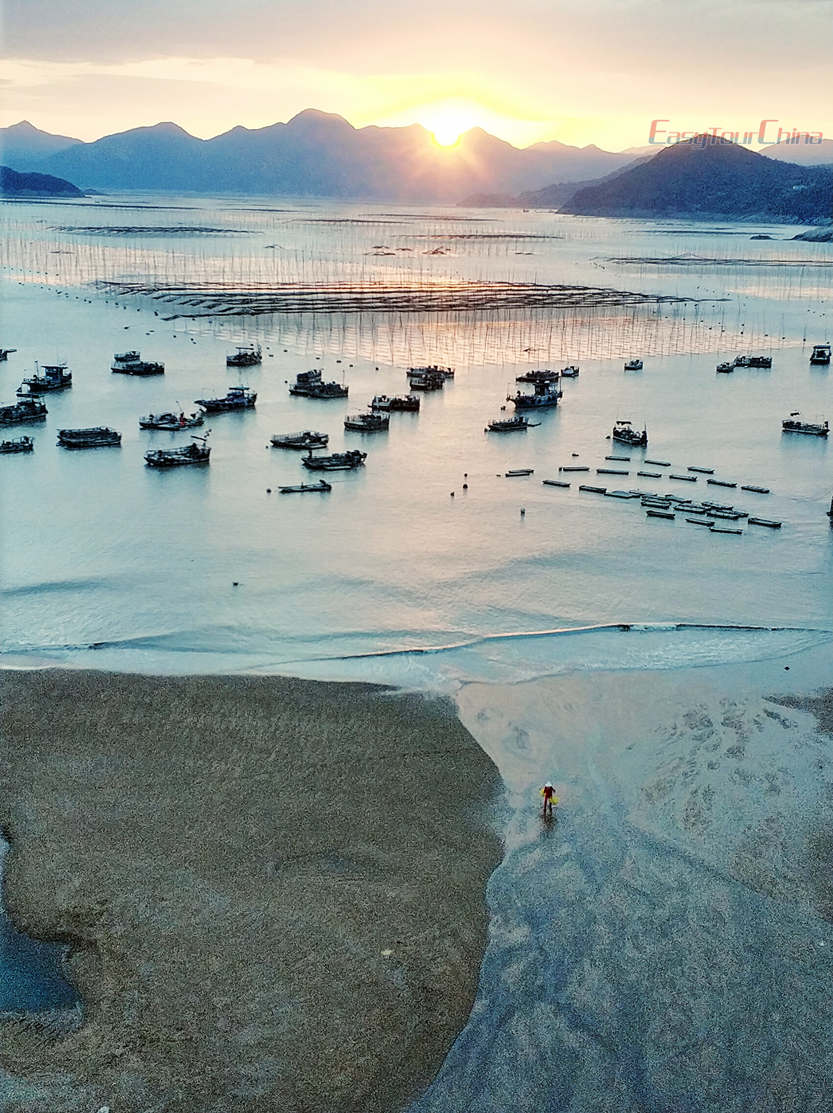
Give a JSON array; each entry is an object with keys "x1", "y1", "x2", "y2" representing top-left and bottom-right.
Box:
[{"x1": 0, "y1": 669, "x2": 502, "y2": 1113}]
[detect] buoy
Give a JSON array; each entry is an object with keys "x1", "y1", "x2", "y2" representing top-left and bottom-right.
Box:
[
  {"x1": 233, "y1": 581, "x2": 239, "y2": 586},
  {"x1": 463, "y1": 483, "x2": 468, "y2": 490},
  {"x1": 450, "y1": 491, "x2": 455, "y2": 497},
  {"x1": 520, "y1": 507, "x2": 526, "y2": 516},
  {"x1": 266, "y1": 488, "x2": 271, "y2": 494}
]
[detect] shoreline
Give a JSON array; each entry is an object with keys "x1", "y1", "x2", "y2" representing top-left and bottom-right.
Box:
[{"x1": 0, "y1": 669, "x2": 502, "y2": 1113}]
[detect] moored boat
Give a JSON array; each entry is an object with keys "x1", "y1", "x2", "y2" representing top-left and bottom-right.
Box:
[
  {"x1": 0, "y1": 348, "x2": 16, "y2": 361},
  {"x1": 271, "y1": 430, "x2": 329, "y2": 450},
  {"x1": 289, "y1": 369, "x2": 348, "y2": 398},
  {"x1": 408, "y1": 371, "x2": 445, "y2": 391},
  {"x1": 560, "y1": 365, "x2": 580, "y2": 378},
  {"x1": 515, "y1": 368, "x2": 560, "y2": 384},
  {"x1": 226, "y1": 344, "x2": 262, "y2": 367},
  {"x1": 810, "y1": 343, "x2": 832, "y2": 366},
  {"x1": 716, "y1": 362, "x2": 735, "y2": 373},
  {"x1": 194, "y1": 385, "x2": 256, "y2": 412},
  {"x1": 485, "y1": 415, "x2": 540, "y2": 432},
  {"x1": 19, "y1": 362, "x2": 72, "y2": 393},
  {"x1": 408, "y1": 364, "x2": 454, "y2": 380},
  {"x1": 624, "y1": 359, "x2": 643, "y2": 371},
  {"x1": 111, "y1": 351, "x2": 164, "y2": 375},
  {"x1": 145, "y1": 434, "x2": 210, "y2": 467},
  {"x1": 371, "y1": 394, "x2": 420, "y2": 412},
  {"x1": 302, "y1": 449, "x2": 366, "y2": 471},
  {"x1": 139, "y1": 410, "x2": 204, "y2": 430},
  {"x1": 0, "y1": 435, "x2": 34, "y2": 454},
  {"x1": 747, "y1": 355, "x2": 772, "y2": 368},
  {"x1": 781, "y1": 413, "x2": 828, "y2": 437},
  {"x1": 344, "y1": 411, "x2": 389, "y2": 432},
  {"x1": 58, "y1": 426, "x2": 121, "y2": 448},
  {"x1": 278, "y1": 480, "x2": 332, "y2": 494},
  {"x1": 508, "y1": 379, "x2": 562, "y2": 409},
  {"x1": 0, "y1": 397, "x2": 47, "y2": 425},
  {"x1": 611, "y1": 419, "x2": 647, "y2": 447}
]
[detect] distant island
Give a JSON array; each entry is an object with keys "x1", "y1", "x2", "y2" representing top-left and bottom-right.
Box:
[{"x1": 0, "y1": 165, "x2": 83, "y2": 199}]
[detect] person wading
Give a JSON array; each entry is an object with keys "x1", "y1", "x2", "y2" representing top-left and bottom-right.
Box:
[{"x1": 540, "y1": 781, "x2": 557, "y2": 819}]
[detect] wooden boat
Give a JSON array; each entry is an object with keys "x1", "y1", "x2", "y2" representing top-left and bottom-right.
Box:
[
  {"x1": 226, "y1": 344, "x2": 262, "y2": 367},
  {"x1": 579, "y1": 484, "x2": 606, "y2": 493},
  {"x1": 542, "y1": 479, "x2": 570, "y2": 488},
  {"x1": 371, "y1": 394, "x2": 420, "y2": 412},
  {"x1": 669, "y1": 473, "x2": 697, "y2": 482},
  {"x1": 195, "y1": 386, "x2": 256, "y2": 412},
  {"x1": 644, "y1": 459, "x2": 669, "y2": 466},
  {"x1": 505, "y1": 468, "x2": 534, "y2": 476},
  {"x1": 58, "y1": 426, "x2": 121, "y2": 448},
  {"x1": 688, "y1": 466, "x2": 714, "y2": 474},
  {"x1": 716, "y1": 362, "x2": 735, "y2": 373},
  {"x1": 710, "y1": 525, "x2": 743, "y2": 535},
  {"x1": 560, "y1": 365, "x2": 580, "y2": 378},
  {"x1": 271, "y1": 430, "x2": 329, "y2": 450},
  {"x1": 733, "y1": 355, "x2": 751, "y2": 368},
  {"x1": 597, "y1": 468, "x2": 629, "y2": 476},
  {"x1": 624, "y1": 359, "x2": 643, "y2": 371},
  {"x1": 0, "y1": 435, "x2": 34, "y2": 454},
  {"x1": 647, "y1": 509, "x2": 674, "y2": 519},
  {"x1": 686, "y1": 518, "x2": 713, "y2": 526},
  {"x1": 809, "y1": 344, "x2": 831, "y2": 366},
  {"x1": 508, "y1": 379, "x2": 561, "y2": 410},
  {"x1": 408, "y1": 364, "x2": 454, "y2": 380},
  {"x1": 279, "y1": 480, "x2": 332, "y2": 494},
  {"x1": 0, "y1": 348, "x2": 16, "y2": 361},
  {"x1": 289, "y1": 369, "x2": 348, "y2": 399},
  {"x1": 606, "y1": 455, "x2": 630, "y2": 462},
  {"x1": 145, "y1": 435, "x2": 210, "y2": 468},
  {"x1": 486, "y1": 416, "x2": 540, "y2": 432},
  {"x1": 748, "y1": 517, "x2": 781, "y2": 528},
  {"x1": 408, "y1": 372, "x2": 445, "y2": 391},
  {"x1": 0, "y1": 397, "x2": 47, "y2": 425},
  {"x1": 111, "y1": 351, "x2": 164, "y2": 375},
  {"x1": 741, "y1": 484, "x2": 770, "y2": 494},
  {"x1": 782, "y1": 413, "x2": 828, "y2": 437},
  {"x1": 637, "y1": 470, "x2": 661, "y2": 478},
  {"x1": 344, "y1": 412, "x2": 389, "y2": 432},
  {"x1": 559, "y1": 465, "x2": 589, "y2": 472},
  {"x1": 139, "y1": 410, "x2": 204, "y2": 430},
  {"x1": 611, "y1": 419, "x2": 647, "y2": 447},
  {"x1": 747, "y1": 356, "x2": 772, "y2": 368},
  {"x1": 515, "y1": 368, "x2": 559, "y2": 384},
  {"x1": 707, "y1": 478, "x2": 738, "y2": 488},
  {"x1": 18, "y1": 362, "x2": 72, "y2": 393},
  {"x1": 302, "y1": 449, "x2": 366, "y2": 471}
]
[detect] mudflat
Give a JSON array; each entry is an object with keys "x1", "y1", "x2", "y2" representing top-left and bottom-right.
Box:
[{"x1": 0, "y1": 669, "x2": 502, "y2": 1113}]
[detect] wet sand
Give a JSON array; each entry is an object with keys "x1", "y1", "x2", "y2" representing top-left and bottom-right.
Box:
[{"x1": 0, "y1": 670, "x2": 502, "y2": 1113}]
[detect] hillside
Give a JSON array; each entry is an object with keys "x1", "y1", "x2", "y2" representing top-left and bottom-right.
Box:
[
  {"x1": 11, "y1": 111, "x2": 640, "y2": 201},
  {"x1": 561, "y1": 136, "x2": 833, "y2": 221},
  {"x1": 0, "y1": 165, "x2": 83, "y2": 198},
  {"x1": 0, "y1": 120, "x2": 82, "y2": 167}
]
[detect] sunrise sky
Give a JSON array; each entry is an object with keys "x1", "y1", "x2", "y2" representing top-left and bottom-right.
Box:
[{"x1": 3, "y1": 0, "x2": 831, "y2": 151}]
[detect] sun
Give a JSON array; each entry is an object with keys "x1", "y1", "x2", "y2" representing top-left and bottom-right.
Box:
[{"x1": 418, "y1": 101, "x2": 481, "y2": 148}]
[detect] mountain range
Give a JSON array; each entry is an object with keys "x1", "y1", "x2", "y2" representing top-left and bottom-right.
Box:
[{"x1": 0, "y1": 112, "x2": 649, "y2": 200}]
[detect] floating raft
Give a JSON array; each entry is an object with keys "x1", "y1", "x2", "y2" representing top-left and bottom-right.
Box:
[
  {"x1": 707, "y1": 479, "x2": 737, "y2": 488},
  {"x1": 559, "y1": 465, "x2": 590, "y2": 472},
  {"x1": 741, "y1": 484, "x2": 770, "y2": 494},
  {"x1": 688, "y1": 466, "x2": 714, "y2": 474},
  {"x1": 669, "y1": 473, "x2": 697, "y2": 482},
  {"x1": 748, "y1": 517, "x2": 782, "y2": 528},
  {"x1": 637, "y1": 470, "x2": 661, "y2": 478},
  {"x1": 605, "y1": 455, "x2": 631, "y2": 462},
  {"x1": 647, "y1": 509, "x2": 675, "y2": 519},
  {"x1": 542, "y1": 479, "x2": 570, "y2": 488},
  {"x1": 644, "y1": 459, "x2": 670, "y2": 467},
  {"x1": 579, "y1": 484, "x2": 606, "y2": 493},
  {"x1": 505, "y1": 468, "x2": 534, "y2": 477},
  {"x1": 597, "y1": 468, "x2": 629, "y2": 475}
]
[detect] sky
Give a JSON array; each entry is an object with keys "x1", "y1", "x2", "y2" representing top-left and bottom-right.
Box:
[{"x1": 2, "y1": 0, "x2": 831, "y2": 151}]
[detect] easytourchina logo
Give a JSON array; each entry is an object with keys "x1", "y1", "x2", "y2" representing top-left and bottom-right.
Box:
[{"x1": 649, "y1": 120, "x2": 825, "y2": 146}]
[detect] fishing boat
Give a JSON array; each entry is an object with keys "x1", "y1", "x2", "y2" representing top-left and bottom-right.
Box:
[
  {"x1": 271, "y1": 430, "x2": 329, "y2": 450},
  {"x1": 611, "y1": 419, "x2": 647, "y2": 447},
  {"x1": 0, "y1": 435, "x2": 34, "y2": 454},
  {"x1": 733, "y1": 355, "x2": 751, "y2": 368},
  {"x1": 0, "y1": 348, "x2": 16, "y2": 361},
  {"x1": 747, "y1": 356, "x2": 772, "y2": 368},
  {"x1": 560, "y1": 365, "x2": 580, "y2": 378},
  {"x1": 195, "y1": 385, "x2": 256, "y2": 412},
  {"x1": 716, "y1": 362, "x2": 735, "y2": 373},
  {"x1": 302, "y1": 449, "x2": 367, "y2": 471},
  {"x1": 18, "y1": 362, "x2": 72, "y2": 393},
  {"x1": 515, "y1": 368, "x2": 560, "y2": 384},
  {"x1": 289, "y1": 369, "x2": 348, "y2": 398},
  {"x1": 810, "y1": 344, "x2": 831, "y2": 366},
  {"x1": 145, "y1": 434, "x2": 210, "y2": 468},
  {"x1": 226, "y1": 344, "x2": 262, "y2": 367},
  {"x1": 408, "y1": 371, "x2": 445, "y2": 391},
  {"x1": 0, "y1": 397, "x2": 47, "y2": 425},
  {"x1": 408, "y1": 364, "x2": 454, "y2": 380},
  {"x1": 781, "y1": 413, "x2": 829, "y2": 437},
  {"x1": 111, "y1": 351, "x2": 164, "y2": 375},
  {"x1": 624, "y1": 359, "x2": 643, "y2": 371},
  {"x1": 278, "y1": 480, "x2": 332, "y2": 494},
  {"x1": 485, "y1": 416, "x2": 540, "y2": 432},
  {"x1": 371, "y1": 394, "x2": 420, "y2": 412},
  {"x1": 139, "y1": 410, "x2": 204, "y2": 430},
  {"x1": 508, "y1": 379, "x2": 562, "y2": 410},
  {"x1": 344, "y1": 412, "x2": 389, "y2": 432},
  {"x1": 58, "y1": 426, "x2": 121, "y2": 448}
]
